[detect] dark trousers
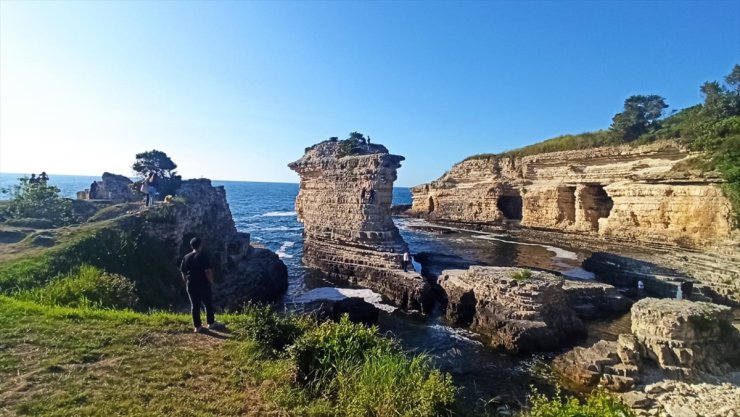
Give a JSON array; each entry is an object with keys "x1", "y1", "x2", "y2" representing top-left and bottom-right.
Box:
[
  {"x1": 402, "y1": 260, "x2": 408, "y2": 272},
  {"x1": 186, "y1": 281, "x2": 214, "y2": 328}
]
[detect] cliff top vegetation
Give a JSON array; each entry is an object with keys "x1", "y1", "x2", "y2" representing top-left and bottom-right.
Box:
[{"x1": 463, "y1": 64, "x2": 740, "y2": 224}]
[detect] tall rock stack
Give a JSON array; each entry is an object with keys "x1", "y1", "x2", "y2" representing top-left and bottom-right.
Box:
[{"x1": 289, "y1": 139, "x2": 432, "y2": 310}]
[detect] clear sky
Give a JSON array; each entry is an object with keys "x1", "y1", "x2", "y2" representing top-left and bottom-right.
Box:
[{"x1": 1, "y1": 1, "x2": 738, "y2": 186}]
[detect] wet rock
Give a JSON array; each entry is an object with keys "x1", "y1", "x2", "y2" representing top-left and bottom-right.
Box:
[
  {"x1": 439, "y1": 266, "x2": 585, "y2": 352},
  {"x1": 31, "y1": 234, "x2": 55, "y2": 247},
  {"x1": 562, "y1": 279, "x2": 632, "y2": 319},
  {"x1": 331, "y1": 297, "x2": 379, "y2": 325}
]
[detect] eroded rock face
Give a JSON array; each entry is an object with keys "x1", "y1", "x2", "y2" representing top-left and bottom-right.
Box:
[
  {"x1": 554, "y1": 298, "x2": 740, "y2": 393},
  {"x1": 87, "y1": 172, "x2": 138, "y2": 202},
  {"x1": 410, "y1": 141, "x2": 740, "y2": 304},
  {"x1": 438, "y1": 266, "x2": 585, "y2": 352},
  {"x1": 410, "y1": 142, "x2": 732, "y2": 247},
  {"x1": 289, "y1": 140, "x2": 432, "y2": 311},
  {"x1": 145, "y1": 179, "x2": 288, "y2": 307}
]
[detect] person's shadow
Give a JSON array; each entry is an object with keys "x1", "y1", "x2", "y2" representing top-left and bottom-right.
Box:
[{"x1": 202, "y1": 325, "x2": 231, "y2": 340}]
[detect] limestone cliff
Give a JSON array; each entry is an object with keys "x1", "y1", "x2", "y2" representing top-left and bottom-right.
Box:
[
  {"x1": 289, "y1": 140, "x2": 432, "y2": 310},
  {"x1": 411, "y1": 141, "x2": 733, "y2": 246},
  {"x1": 148, "y1": 179, "x2": 289, "y2": 307},
  {"x1": 410, "y1": 141, "x2": 740, "y2": 304}
]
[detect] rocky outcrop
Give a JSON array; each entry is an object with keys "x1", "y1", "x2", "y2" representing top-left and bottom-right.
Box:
[
  {"x1": 438, "y1": 266, "x2": 586, "y2": 352},
  {"x1": 410, "y1": 141, "x2": 740, "y2": 304},
  {"x1": 83, "y1": 172, "x2": 138, "y2": 202},
  {"x1": 289, "y1": 139, "x2": 433, "y2": 311},
  {"x1": 554, "y1": 298, "x2": 740, "y2": 393},
  {"x1": 562, "y1": 279, "x2": 632, "y2": 318},
  {"x1": 144, "y1": 179, "x2": 288, "y2": 307}
]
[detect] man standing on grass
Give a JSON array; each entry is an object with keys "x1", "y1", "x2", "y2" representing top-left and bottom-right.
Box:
[{"x1": 180, "y1": 237, "x2": 220, "y2": 332}]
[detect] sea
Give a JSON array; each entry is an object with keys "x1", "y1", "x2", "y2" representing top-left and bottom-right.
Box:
[{"x1": 0, "y1": 173, "x2": 627, "y2": 409}]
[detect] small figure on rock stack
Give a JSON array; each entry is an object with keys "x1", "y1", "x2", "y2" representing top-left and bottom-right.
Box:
[
  {"x1": 402, "y1": 251, "x2": 410, "y2": 272},
  {"x1": 368, "y1": 187, "x2": 376, "y2": 204},
  {"x1": 38, "y1": 172, "x2": 49, "y2": 183},
  {"x1": 29, "y1": 173, "x2": 38, "y2": 184},
  {"x1": 360, "y1": 187, "x2": 366, "y2": 203},
  {"x1": 180, "y1": 237, "x2": 221, "y2": 333}
]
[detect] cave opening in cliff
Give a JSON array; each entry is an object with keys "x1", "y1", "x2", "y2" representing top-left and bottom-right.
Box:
[
  {"x1": 557, "y1": 186, "x2": 577, "y2": 224},
  {"x1": 497, "y1": 194, "x2": 523, "y2": 220},
  {"x1": 580, "y1": 185, "x2": 613, "y2": 230}
]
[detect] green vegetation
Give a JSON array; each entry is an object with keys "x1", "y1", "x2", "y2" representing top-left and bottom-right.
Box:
[
  {"x1": 0, "y1": 177, "x2": 75, "y2": 226},
  {"x1": 522, "y1": 388, "x2": 636, "y2": 417},
  {"x1": 463, "y1": 64, "x2": 740, "y2": 224},
  {"x1": 0, "y1": 297, "x2": 457, "y2": 417},
  {"x1": 337, "y1": 131, "x2": 369, "y2": 157},
  {"x1": 511, "y1": 269, "x2": 533, "y2": 281},
  {"x1": 132, "y1": 149, "x2": 183, "y2": 197},
  {"x1": 0, "y1": 215, "x2": 179, "y2": 308},
  {"x1": 17, "y1": 265, "x2": 138, "y2": 309}
]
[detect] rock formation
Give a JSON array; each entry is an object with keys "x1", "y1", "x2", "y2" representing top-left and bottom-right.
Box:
[
  {"x1": 288, "y1": 139, "x2": 433, "y2": 311},
  {"x1": 82, "y1": 172, "x2": 139, "y2": 202},
  {"x1": 438, "y1": 266, "x2": 586, "y2": 352},
  {"x1": 409, "y1": 141, "x2": 740, "y2": 304},
  {"x1": 133, "y1": 179, "x2": 288, "y2": 307},
  {"x1": 554, "y1": 298, "x2": 740, "y2": 393}
]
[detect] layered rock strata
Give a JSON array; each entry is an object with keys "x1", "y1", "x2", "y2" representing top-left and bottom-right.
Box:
[
  {"x1": 410, "y1": 141, "x2": 739, "y2": 303},
  {"x1": 289, "y1": 140, "x2": 432, "y2": 311},
  {"x1": 438, "y1": 266, "x2": 586, "y2": 352},
  {"x1": 554, "y1": 298, "x2": 740, "y2": 393},
  {"x1": 146, "y1": 179, "x2": 288, "y2": 307}
]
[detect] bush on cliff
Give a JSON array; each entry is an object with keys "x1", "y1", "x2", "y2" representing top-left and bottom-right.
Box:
[
  {"x1": 0, "y1": 177, "x2": 75, "y2": 227},
  {"x1": 523, "y1": 387, "x2": 636, "y2": 417},
  {"x1": 18, "y1": 264, "x2": 138, "y2": 308}
]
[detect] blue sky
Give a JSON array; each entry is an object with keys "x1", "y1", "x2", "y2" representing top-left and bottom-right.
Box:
[{"x1": 1, "y1": 1, "x2": 738, "y2": 186}]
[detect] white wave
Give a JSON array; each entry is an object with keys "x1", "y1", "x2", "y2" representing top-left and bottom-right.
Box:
[
  {"x1": 428, "y1": 324, "x2": 483, "y2": 345},
  {"x1": 262, "y1": 211, "x2": 297, "y2": 217},
  {"x1": 295, "y1": 287, "x2": 397, "y2": 313},
  {"x1": 276, "y1": 241, "x2": 295, "y2": 259},
  {"x1": 471, "y1": 234, "x2": 578, "y2": 260},
  {"x1": 263, "y1": 226, "x2": 303, "y2": 231}
]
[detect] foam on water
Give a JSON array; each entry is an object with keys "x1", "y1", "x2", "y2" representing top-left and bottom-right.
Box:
[
  {"x1": 262, "y1": 211, "x2": 297, "y2": 217},
  {"x1": 276, "y1": 241, "x2": 295, "y2": 259},
  {"x1": 294, "y1": 287, "x2": 397, "y2": 313},
  {"x1": 471, "y1": 234, "x2": 578, "y2": 259}
]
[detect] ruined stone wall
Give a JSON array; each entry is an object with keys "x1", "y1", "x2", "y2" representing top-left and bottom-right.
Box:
[
  {"x1": 411, "y1": 142, "x2": 733, "y2": 246},
  {"x1": 289, "y1": 140, "x2": 432, "y2": 310}
]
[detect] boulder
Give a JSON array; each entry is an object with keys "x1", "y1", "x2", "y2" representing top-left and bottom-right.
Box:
[
  {"x1": 88, "y1": 172, "x2": 138, "y2": 203},
  {"x1": 439, "y1": 266, "x2": 585, "y2": 352},
  {"x1": 331, "y1": 297, "x2": 380, "y2": 325}
]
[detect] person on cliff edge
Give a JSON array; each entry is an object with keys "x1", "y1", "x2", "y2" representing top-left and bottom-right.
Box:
[
  {"x1": 402, "y1": 251, "x2": 410, "y2": 272},
  {"x1": 180, "y1": 237, "x2": 221, "y2": 332}
]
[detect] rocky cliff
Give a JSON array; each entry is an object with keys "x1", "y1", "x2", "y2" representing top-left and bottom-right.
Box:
[
  {"x1": 411, "y1": 142, "x2": 733, "y2": 246},
  {"x1": 410, "y1": 141, "x2": 740, "y2": 304},
  {"x1": 439, "y1": 266, "x2": 587, "y2": 352},
  {"x1": 148, "y1": 179, "x2": 288, "y2": 307},
  {"x1": 289, "y1": 140, "x2": 433, "y2": 310}
]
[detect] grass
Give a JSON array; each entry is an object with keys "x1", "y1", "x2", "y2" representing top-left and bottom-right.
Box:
[
  {"x1": 0, "y1": 296, "x2": 273, "y2": 417},
  {"x1": 511, "y1": 269, "x2": 533, "y2": 282},
  {"x1": 521, "y1": 387, "x2": 636, "y2": 417}
]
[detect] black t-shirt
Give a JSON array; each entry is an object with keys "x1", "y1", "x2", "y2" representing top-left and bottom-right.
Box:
[{"x1": 180, "y1": 251, "x2": 212, "y2": 285}]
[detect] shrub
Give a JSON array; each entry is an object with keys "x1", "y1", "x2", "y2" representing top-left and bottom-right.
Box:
[
  {"x1": 512, "y1": 269, "x2": 533, "y2": 281},
  {"x1": 523, "y1": 387, "x2": 636, "y2": 417},
  {"x1": 230, "y1": 303, "x2": 311, "y2": 354},
  {"x1": 334, "y1": 351, "x2": 456, "y2": 417},
  {"x1": 20, "y1": 265, "x2": 138, "y2": 308},
  {"x1": 290, "y1": 315, "x2": 396, "y2": 389},
  {"x1": 0, "y1": 177, "x2": 75, "y2": 226}
]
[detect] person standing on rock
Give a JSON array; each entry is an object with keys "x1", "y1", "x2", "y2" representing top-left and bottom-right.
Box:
[
  {"x1": 360, "y1": 187, "x2": 366, "y2": 203},
  {"x1": 180, "y1": 237, "x2": 220, "y2": 332},
  {"x1": 402, "y1": 251, "x2": 410, "y2": 272},
  {"x1": 368, "y1": 187, "x2": 375, "y2": 204}
]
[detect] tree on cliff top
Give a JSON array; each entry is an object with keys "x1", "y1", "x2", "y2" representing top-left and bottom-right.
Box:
[
  {"x1": 132, "y1": 150, "x2": 182, "y2": 197},
  {"x1": 609, "y1": 95, "x2": 668, "y2": 141}
]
